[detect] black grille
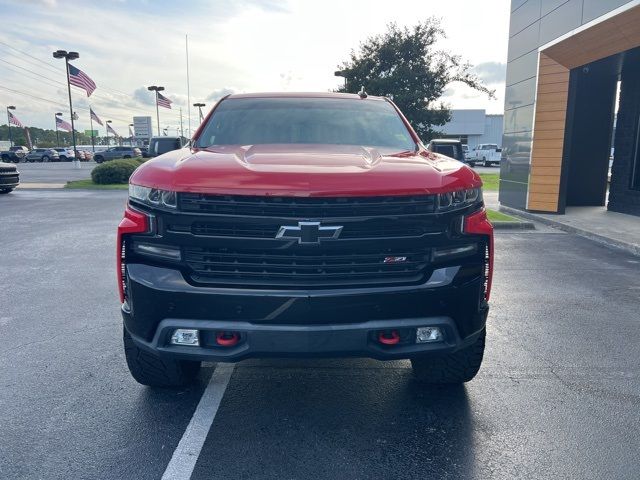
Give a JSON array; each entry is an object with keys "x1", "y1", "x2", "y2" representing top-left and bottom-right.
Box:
[
  {"x1": 0, "y1": 173, "x2": 19, "y2": 187},
  {"x1": 184, "y1": 246, "x2": 431, "y2": 287},
  {"x1": 179, "y1": 193, "x2": 436, "y2": 217},
  {"x1": 128, "y1": 193, "x2": 480, "y2": 289},
  {"x1": 168, "y1": 220, "x2": 442, "y2": 239}
]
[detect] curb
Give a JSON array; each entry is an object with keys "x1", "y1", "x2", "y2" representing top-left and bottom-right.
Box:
[
  {"x1": 17, "y1": 183, "x2": 65, "y2": 189},
  {"x1": 499, "y1": 205, "x2": 640, "y2": 257},
  {"x1": 492, "y1": 220, "x2": 536, "y2": 230}
]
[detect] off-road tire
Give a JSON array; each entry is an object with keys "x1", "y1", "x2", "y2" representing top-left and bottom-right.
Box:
[
  {"x1": 123, "y1": 327, "x2": 201, "y2": 387},
  {"x1": 411, "y1": 329, "x2": 485, "y2": 384}
]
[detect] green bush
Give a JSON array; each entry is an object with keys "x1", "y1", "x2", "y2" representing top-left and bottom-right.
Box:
[{"x1": 91, "y1": 158, "x2": 142, "y2": 184}]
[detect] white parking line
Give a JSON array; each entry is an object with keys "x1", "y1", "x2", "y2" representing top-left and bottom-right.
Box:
[{"x1": 161, "y1": 363, "x2": 235, "y2": 480}]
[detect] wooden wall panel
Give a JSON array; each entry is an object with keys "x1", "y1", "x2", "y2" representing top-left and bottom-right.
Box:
[{"x1": 526, "y1": 53, "x2": 569, "y2": 212}]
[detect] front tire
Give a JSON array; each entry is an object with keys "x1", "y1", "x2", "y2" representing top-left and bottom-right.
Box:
[
  {"x1": 123, "y1": 327, "x2": 201, "y2": 387},
  {"x1": 94, "y1": 155, "x2": 104, "y2": 163},
  {"x1": 411, "y1": 329, "x2": 485, "y2": 384},
  {"x1": 41, "y1": 155, "x2": 50, "y2": 163}
]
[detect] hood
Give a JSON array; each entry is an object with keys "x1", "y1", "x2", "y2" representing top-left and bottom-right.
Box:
[{"x1": 130, "y1": 144, "x2": 481, "y2": 197}]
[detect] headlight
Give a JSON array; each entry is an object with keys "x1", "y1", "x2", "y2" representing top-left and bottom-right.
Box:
[
  {"x1": 437, "y1": 188, "x2": 482, "y2": 211},
  {"x1": 129, "y1": 184, "x2": 177, "y2": 209}
]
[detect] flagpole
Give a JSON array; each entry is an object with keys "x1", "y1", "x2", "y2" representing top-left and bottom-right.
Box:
[
  {"x1": 89, "y1": 109, "x2": 95, "y2": 153},
  {"x1": 64, "y1": 57, "x2": 80, "y2": 169},
  {"x1": 179, "y1": 107, "x2": 184, "y2": 147},
  {"x1": 6, "y1": 108, "x2": 13, "y2": 148},
  {"x1": 55, "y1": 114, "x2": 60, "y2": 148},
  {"x1": 186, "y1": 34, "x2": 191, "y2": 143}
]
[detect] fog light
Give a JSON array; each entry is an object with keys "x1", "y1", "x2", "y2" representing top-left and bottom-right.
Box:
[
  {"x1": 171, "y1": 329, "x2": 200, "y2": 346},
  {"x1": 416, "y1": 327, "x2": 443, "y2": 343},
  {"x1": 133, "y1": 242, "x2": 181, "y2": 261}
]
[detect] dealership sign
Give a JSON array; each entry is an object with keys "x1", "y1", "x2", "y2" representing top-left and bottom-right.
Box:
[{"x1": 133, "y1": 116, "x2": 153, "y2": 140}]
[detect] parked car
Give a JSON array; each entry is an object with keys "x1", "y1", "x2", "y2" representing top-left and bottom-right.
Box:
[
  {"x1": 468, "y1": 143, "x2": 502, "y2": 167},
  {"x1": 82, "y1": 150, "x2": 93, "y2": 161},
  {"x1": 426, "y1": 139, "x2": 467, "y2": 164},
  {"x1": 147, "y1": 136, "x2": 182, "y2": 158},
  {"x1": 0, "y1": 161, "x2": 19, "y2": 193},
  {"x1": 139, "y1": 146, "x2": 150, "y2": 158},
  {"x1": 54, "y1": 148, "x2": 75, "y2": 162},
  {"x1": 1, "y1": 146, "x2": 29, "y2": 163},
  {"x1": 25, "y1": 148, "x2": 59, "y2": 162},
  {"x1": 93, "y1": 146, "x2": 142, "y2": 163},
  {"x1": 118, "y1": 92, "x2": 493, "y2": 388}
]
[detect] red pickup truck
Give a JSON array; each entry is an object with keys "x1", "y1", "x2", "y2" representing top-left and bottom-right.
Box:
[{"x1": 117, "y1": 92, "x2": 493, "y2": 387}]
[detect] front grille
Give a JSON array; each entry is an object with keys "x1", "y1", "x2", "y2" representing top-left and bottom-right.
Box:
[
  {"x1": 184, "y1": 246, "x2": 431, "y2": 287},
  {"x1": 167, "y1": 219, "x2": 442, "y2": 239},
  {"x1": 129, "y1": 193, "x2": 483, "y2": 290},
  {"x1": 0, "y1": 173, "x2": 19, "y2": 186},
  {"x1": 180, "y1": 193, "x2": 436, "y2": 217}
]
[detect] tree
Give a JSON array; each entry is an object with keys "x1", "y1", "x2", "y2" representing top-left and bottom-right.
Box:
[
  {"x1": 0, "y1": 124, "x2": 110, "y2": 148},
  {"x1": 335, "y1": 19, "x2": 494, "y2": 141}
]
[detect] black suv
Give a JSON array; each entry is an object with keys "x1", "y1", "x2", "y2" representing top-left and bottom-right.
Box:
[
  {"x1": 426, "y1": 139, "x2": 470, "y2": 165},
  {"x1": 0, "y1": 162, "x2": 19, "y2": 193},
  {"x1": 147, "y1": 136, "x2": 182, "y2": 158}
]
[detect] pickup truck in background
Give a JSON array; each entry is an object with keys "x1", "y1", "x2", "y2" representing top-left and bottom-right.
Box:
[
  {"x1": 468, "y1": 143, "x2": 502, "y2": 167},
  {"x1": 1, "y1": 146, "x2": 29, "y2": 163}
]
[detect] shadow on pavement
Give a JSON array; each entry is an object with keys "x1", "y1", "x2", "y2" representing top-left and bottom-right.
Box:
[{"x1": 190, "y1": 359, "x2": 479, "y2": 480}]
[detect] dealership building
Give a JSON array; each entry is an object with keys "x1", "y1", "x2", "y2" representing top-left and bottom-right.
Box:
[
  {"x1": 500, "y1": 0, "x2": 640, "y2": 217},
  {"x1": 438, "y1": 110, "x2": 504, "y2": 150}
]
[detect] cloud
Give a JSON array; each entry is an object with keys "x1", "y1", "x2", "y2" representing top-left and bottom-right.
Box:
[
  {"x1": 472, "y1": 62, "x2": 506, "y2": 85},
  {"x1": 442, "y1": 87, "x2": 456, "y2": 98},
  {"x1": 207, "y1": 87, "x2": 236, "y2": 102},
  {"x1": 133, "y1": 87, "x2": 156, "y2": 106}
]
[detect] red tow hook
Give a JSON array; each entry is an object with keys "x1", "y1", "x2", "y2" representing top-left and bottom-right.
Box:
[
  {"x1": 215, "y1": 331, "x2": 240, "y2": 347},
  {"x1": 378, "y1": 330, "x2": 400, "y2": 345}
]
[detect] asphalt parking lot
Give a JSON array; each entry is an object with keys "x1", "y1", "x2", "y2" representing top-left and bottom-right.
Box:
[
  {"x1": 1, "y1": 188, "x2": 639, "y2": 480},
  {"x1": 15, "y1": 161, "x2": 97, "y2": 184}
]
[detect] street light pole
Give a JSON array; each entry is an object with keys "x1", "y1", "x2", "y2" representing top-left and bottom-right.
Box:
[
  {"x1": 53, "y1": 50, "x2": 80, "y2": 169},
  {"x1": 6, "y1": 106, "x2": 16, "y2": 148},
  {"x1": 193, "y1": 102, "x2": 205, "y2": 123},
  {"x1": 147, "y1": 85, "x2": 165, "y2": 136}
]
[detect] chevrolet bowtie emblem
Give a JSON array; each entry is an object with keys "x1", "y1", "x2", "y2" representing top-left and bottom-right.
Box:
[{"x1": 276, "y1": 221, "x2": 343, "y2": 244}]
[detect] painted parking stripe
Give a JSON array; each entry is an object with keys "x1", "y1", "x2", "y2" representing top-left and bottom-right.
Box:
[{"x1": 162, "y1": 364, "x2": 235, "y2": 480}]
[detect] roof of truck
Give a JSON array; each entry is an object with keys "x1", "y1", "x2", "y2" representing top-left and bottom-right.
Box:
[{"x1": 227, "y1": 92, "x2": 387, "y2": 101}]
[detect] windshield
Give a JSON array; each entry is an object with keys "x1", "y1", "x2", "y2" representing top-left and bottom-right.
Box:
[{"x1": 196, "y1": 97, "x2": 416, "y2": 151}]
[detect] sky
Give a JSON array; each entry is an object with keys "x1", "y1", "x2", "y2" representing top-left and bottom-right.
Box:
[{"x1": 0, "y1": 0, "x2": 510, "y2": 136}]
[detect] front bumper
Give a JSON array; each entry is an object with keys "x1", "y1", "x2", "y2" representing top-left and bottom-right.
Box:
[{"x1": 122, "y1": 263, "x2": 488, "y2": 362}]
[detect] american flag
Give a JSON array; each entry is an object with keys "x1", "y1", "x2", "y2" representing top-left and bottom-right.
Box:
[
  {"x1": 157, "y1": 92, "x2": 172, "y2": 109},
  {"x1": 56, "y1": 116, "x2": 73, "y2": 132},
  {"x1": 107, "y1": 123, "x2": 119, "y2": 136},
  {"x1": 129, "y1": 125, "x2": 135, "y2": 138},
  {"x1": 90, "y1": 108, "x2": 103, "y2": 126},
  {"x1": 68, "y1": 64, "x2": 96, "y2": 97},
  {"x1": 8, "y1": 111, "x2": 23, "y2": 128}
]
